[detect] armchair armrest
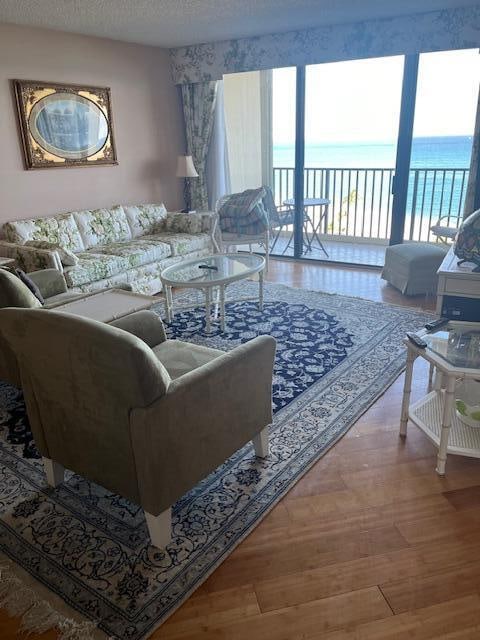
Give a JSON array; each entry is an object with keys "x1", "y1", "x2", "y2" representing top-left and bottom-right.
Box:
[
  {"x1": 110, "y1": 310, "x2": 167, "y2": 347},
  {"x1": 27, "y1": 269, "x2": 68, "y2": 298},
  {"x1": 130, "y1": 335, "x2": 276, "y2": 515},
  {"x1": 0, "y1": 241, "x2": 63, "y2": 273}
]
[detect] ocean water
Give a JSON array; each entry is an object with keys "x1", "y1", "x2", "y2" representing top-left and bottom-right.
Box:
[
  {"x1": 273, "y1": 135, "x2": 473, "y2": 235},
  {"x1": 274, "y1": 135, "x2": 473, "y2": 169}
]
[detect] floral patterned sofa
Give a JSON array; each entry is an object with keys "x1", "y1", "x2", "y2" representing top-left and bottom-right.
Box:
[{"x1": 0, "y1": 205, "x2": 214, "y2": 295}]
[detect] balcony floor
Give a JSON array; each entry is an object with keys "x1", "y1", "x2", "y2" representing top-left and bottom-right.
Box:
[{"x1": 264, "y1": 236, "x2": 387, "y2": 267}]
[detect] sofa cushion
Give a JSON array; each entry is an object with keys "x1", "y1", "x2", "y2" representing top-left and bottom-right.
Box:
[
  {"x1": 145, "y1": 232, "x2": 212, "y2": 256},
  {"x1": 94, "y1": 237, "x2": 172, "y2": 268},
  {"x1": 3, "y1": 213, "x2": 85, "y2": 252},
  {"x1": 163, "y1": 212, "x2": 203, "y2": 234},
  {"x1": 123, "y1": 204, "x2": 167, "y2": 238},
  {"x1": 73, "y1": 207, "x2": 132, "y2": 249},
  {"x1": 152, "y1": 340, "x2": 223, "y2": 380},
  {"x1": 63, "y1": 252, "x2": 129, "y2": 287}
]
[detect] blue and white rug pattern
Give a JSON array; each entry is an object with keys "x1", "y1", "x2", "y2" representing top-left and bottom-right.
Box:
[{"x1": 0, "y1": 281, "x2": 433, "y2": 639}]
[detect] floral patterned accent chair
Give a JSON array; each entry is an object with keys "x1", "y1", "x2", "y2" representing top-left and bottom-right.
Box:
[{"x1": 0, "y1": 307, "x2": 276, "y2": 549}]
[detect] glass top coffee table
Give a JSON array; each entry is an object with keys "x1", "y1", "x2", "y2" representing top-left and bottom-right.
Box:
[{"x1": 160, "y1": 253, "x2": 265, "y2": 333}]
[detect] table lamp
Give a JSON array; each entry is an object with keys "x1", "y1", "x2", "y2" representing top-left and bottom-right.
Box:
[{"x1": 176, "y1": 155, "x2": 199, "y2": 213}]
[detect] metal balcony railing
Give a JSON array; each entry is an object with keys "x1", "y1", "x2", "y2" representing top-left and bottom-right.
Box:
[{"x1": 273, "y1": 166, "x2": 469, "y2": 244}]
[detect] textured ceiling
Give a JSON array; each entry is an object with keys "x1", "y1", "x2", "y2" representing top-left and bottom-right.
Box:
[{"x1": 0, "y1": 0, "x2": 474, "y2": 48}]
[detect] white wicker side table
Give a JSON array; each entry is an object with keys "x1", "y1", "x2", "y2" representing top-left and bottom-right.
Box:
[{"x1": 400, "y1": 321, "x2": 480, "y2": 475}]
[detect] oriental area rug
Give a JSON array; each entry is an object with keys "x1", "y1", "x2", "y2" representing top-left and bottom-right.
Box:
[{"x1": 0, "y1": 281, "x2": 433, "y2": 639}]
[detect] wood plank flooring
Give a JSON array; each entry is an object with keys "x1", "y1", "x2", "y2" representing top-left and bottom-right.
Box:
[{"x1": 2, "y1": 258, "x2": 479, "y2": 639}]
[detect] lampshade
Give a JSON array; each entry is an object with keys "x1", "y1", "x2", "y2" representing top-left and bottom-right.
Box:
[{"x1": 176, "y1": 155, "x2": 199, "y2": 178}]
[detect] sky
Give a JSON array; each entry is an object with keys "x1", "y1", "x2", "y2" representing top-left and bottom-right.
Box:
[{"x1": 272, "y1": 49, "x2": 480, "y2": 145}]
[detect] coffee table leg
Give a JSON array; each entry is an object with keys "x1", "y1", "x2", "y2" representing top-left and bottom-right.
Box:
[
  {"x1": 205, "y1": 287, "x2": 211, "y2": 333},
  {"x1": 259, "y1": 269, "x2": 264, "y2": 311},
  {"x1": 164, "y1": 285, "x2": 173, "y2": 322},
  {"x1": 220, "y1": 285, "x2": 226, "y2": 332}
]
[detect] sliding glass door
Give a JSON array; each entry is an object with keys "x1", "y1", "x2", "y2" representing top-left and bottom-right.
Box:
[
  {"x1": 302, "y1": 56, "x2": 404, "y2": 265},
  {"x1": 223, "y1": 49, "x2": 479, "y2": 266},
  {"x1": 404, "y1": 49, "x2": 479, "y2": 243}
]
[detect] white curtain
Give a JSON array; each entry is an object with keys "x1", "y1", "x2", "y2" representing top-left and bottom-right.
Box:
[
  {"x1": 181, "y1": 81, "x2": 218, "y2": 210},
  {"x1": 206, "y1": 81, "x2": 231, "y2": 209}
]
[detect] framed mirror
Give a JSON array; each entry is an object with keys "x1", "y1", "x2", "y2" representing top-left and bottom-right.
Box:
[{"x1": 13, "y1": 80, "x2": 118, "y2": 169}]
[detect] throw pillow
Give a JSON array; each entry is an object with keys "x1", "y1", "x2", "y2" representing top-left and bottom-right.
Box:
[
  {"x1": 25, "y1": 240, "x2": 79, "y2": 266},
  {"x1": 15, "y1": 269, "x2": 45, "y2": 304}
]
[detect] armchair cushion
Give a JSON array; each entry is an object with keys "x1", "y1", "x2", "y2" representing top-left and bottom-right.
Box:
[
  {"x1": 0, "y1": 269, "x2": 42, "y2": 309},
  {"x1": 152, "y1": 340, "x2": 223, "y2": 379},
  {"x1": 28, "y1": 269, "x2": 68, "y2": 299}
]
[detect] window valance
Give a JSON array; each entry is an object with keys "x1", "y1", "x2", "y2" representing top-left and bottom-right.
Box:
[{"x1": 170, "y1": 4, "x2": 479, "y2": 84}]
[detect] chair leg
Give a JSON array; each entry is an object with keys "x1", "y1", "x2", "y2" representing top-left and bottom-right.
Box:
[
  {"x1": 265, "y1": 230, "x2": 270, "y2": 272},
  {"x1": 145, "y1": 508, "x2": 171, "y2": 549},
  {"x1": 252, "y1": 427, "x2": 269, "y2": 458},
  {"x1": 43, "y1": 457, "x2": 65, "y2": 488}
]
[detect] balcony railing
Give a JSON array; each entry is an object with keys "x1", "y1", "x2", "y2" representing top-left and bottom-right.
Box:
[{"x1": 273, "y1": 166, "x2": 469, "y2": 244}]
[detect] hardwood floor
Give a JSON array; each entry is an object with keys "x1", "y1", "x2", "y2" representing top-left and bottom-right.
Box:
[{"x1": 4, "y1": 259, "x2": 480, "y2": 640}]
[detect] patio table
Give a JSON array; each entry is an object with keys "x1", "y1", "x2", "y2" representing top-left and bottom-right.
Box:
[{"x1": 283, "y1": 197, "x2": 330, "y2": 256}]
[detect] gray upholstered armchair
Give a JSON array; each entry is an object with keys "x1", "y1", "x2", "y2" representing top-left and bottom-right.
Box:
[
  {"x1": 0, "y1": 268, "x2": 132, "y2": 386},
  {"x1": 0, "y1": 268, "x2": 83, "y2": 387},
  {"x1": 0, "y1": 308, "x2": 276, "y2": 549}
]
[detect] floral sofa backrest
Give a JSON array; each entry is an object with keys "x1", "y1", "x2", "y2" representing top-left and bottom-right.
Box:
[
  {"x1": 2, "y1": 203, "x2": 168, "y2": 252},
  {"x1": 3, "y1": 213, "x2": 86, "y2": 252}
]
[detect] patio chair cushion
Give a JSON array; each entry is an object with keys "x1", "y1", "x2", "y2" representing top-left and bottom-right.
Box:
[
  {"x1": 381, "y1": 242, "x2": 448, "y2": 295},
  {"x1": 218, "y1": 188, "x2": 269, "y2": 235}
]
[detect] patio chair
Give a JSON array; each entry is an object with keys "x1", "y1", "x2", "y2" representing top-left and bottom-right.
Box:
[{"x1": 430, "y1": 215, "x2": 461, "y2": 244}]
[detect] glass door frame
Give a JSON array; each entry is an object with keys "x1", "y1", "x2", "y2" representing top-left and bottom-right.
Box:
[{"x1": 390, "y1": 54, "x2": 419, "y2": 245}]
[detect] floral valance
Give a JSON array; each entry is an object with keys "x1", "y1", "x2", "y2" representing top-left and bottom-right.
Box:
[{"x1": 170, "y1": 4, "x2": 480, "y2": 84}]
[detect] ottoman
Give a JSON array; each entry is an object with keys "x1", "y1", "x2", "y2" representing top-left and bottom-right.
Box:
[{"x1": 381, "y1": 242, "x2": 448, "y2": 295}]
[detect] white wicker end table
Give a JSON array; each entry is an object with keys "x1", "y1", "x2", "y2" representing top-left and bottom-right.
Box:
[
  {"x1": 400, "y1": 321, "x2": 480, "y2": 475},
  {"x1": 160, "y1": 253, "x2": 265, "y2": 333}
]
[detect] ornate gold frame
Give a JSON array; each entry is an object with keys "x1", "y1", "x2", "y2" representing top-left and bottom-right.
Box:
[{"x1": 12, "y1": 79, "x2": 118, "y2": 169}]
